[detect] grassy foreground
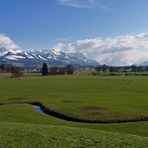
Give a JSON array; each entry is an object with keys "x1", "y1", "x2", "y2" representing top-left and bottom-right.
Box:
[
  {"x1": 0, "y1": 74, "x2": 148, "y2": 147},
  {"x1": 1, "y1": 121, "x2": 148, "y2": 148}
]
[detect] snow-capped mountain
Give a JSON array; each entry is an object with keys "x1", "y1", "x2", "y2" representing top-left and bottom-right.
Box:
[{"x1": 0, "y1": 48, "x2": 99, "y2": 67}]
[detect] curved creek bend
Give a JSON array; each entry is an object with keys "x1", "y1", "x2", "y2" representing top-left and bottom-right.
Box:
[{"x1": 31, "y1": 103, "x2": 148, "y2": 124}]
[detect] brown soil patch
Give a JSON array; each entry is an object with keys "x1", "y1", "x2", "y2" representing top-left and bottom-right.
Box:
[
  {"x1": 86, "y1": 112, "x2": 103, "y2": 115},
  {"x1": 62, "y1": 100, "x2": 73, "y2": 103},
  {"x1": 80, "y1": 106, "x2": 106, "y2": 111},
  {"x1": 8, "y1": 97, "x2": 26, "y2": 101}
]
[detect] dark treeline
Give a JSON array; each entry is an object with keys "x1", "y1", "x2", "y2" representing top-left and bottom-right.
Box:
[
  {"x1": 41, "y1": 63, "x2": 78, "y2": 75},
  {"x1": 0, "y1": 64, "x2": 12, "y2": 73},
  {"x1": 1, "y1": 63, "x2": 148, "y2": 76},
  {"x1": 0, "y1": 63, "x2": 81, "y2": 76},
  {"x1": 0, "y1": 64, "x2": 24, "y2": 78}
]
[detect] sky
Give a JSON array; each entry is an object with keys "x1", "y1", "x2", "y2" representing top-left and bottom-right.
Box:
[{"x1": 1, "y1": 0, "x2": 148, "y2": 65}]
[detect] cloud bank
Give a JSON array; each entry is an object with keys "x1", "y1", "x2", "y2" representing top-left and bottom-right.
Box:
[
  {"x1": 0, "y1": 33, "x2": 20, "y2": 51},
  {"x1": 53, "y1": 33, "x2": 148, "y2": 66},
  {"x1": 1, "y1": 32, "x2": 148, "y2": 66}
]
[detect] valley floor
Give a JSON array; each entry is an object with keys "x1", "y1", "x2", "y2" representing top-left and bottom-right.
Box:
[{"x1": 1, "y1": 75, "x2": 148, "y2": 147}]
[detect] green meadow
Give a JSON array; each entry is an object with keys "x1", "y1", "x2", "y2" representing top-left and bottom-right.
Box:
[{"x1": 0, "y1": 74, "x2": 148, "y2": 147}]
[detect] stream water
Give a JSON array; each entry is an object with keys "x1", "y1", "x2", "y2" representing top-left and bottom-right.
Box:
[{"x1": 32, "y1": 105, "x2": 44, "y2": 114}]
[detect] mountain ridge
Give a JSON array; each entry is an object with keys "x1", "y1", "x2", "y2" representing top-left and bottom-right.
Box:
[{"x1": 0, "y1": 48, "x2": 99, "y2": 67}]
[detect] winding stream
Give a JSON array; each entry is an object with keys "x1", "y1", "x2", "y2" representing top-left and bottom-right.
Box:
[
  {"x1": 1, "y1": 102, "x2": 148, "y2": 124},
  {"x1": 31, "y1": 102, "x2": 148, "y2": 124}
]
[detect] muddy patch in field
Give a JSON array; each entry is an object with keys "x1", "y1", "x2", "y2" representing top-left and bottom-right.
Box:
[
  {"x1": 7, "y1": 97, "x2": 27, "y2": 103},
  {"x1": 80, "y1": 106, "x2": 106, "y2": 111},
  {"x1": 62, "y1": 100, "x2": 73, "y2": 104},
  {"x1": 8, "y1": 97, "x2": 26, "y2": 101},
  {"x1": 86, "y1": 112, "x2": 104, "y2": 115}
]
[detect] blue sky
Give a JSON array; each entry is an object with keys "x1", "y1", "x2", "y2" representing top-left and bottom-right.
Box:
[
  {"x1": 1, "y1": 0, "x2": 148, "y2": 65},
  {"x1": 0, "y1": 0, "x2": 148, "y2": 49}
]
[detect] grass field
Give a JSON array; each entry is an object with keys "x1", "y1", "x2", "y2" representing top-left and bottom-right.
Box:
[{"x1": 0, "y1": 74, "x2": 148, "y2": 147}]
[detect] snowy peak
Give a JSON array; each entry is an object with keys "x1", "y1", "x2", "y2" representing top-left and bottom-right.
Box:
[
  {"x1": 0, "y1": 46, "x2": 21, "y2": 56},
  {"x1": 0, "y1": 48, "x2": 99, "y2": 67},
  {"x1": 0, "y1": 47, "x2": 8, "y2": 56}
]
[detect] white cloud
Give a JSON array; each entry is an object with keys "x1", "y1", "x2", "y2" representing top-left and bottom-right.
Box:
[
  {"x1": 53, "y1": 33, "x2": 148, "y2": 66},
  {"x1": 57, "y1": 0, "x2": 107, "y2": 10},
  {"x1": 0, "y1": 33, "x2": 20, "y2": 51}
]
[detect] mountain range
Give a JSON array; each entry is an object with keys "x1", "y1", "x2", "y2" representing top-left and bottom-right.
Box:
[{"x1": 0, "y1": 48, "x2": 99, "y2": 67}]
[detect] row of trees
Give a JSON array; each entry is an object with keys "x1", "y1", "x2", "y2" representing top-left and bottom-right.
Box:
[
  {"x1": 0, "y1": 63, "x2": 76, "y2": 77},
  {"x1": 42, "y1": 63, "x2": 75, "y2": 76},
  {"x1": 94, "y1": 65, "x2": 148, "y2": 76},
  {"x1": 1, "y1": 63, "x2": 148, "y2": 77}
]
